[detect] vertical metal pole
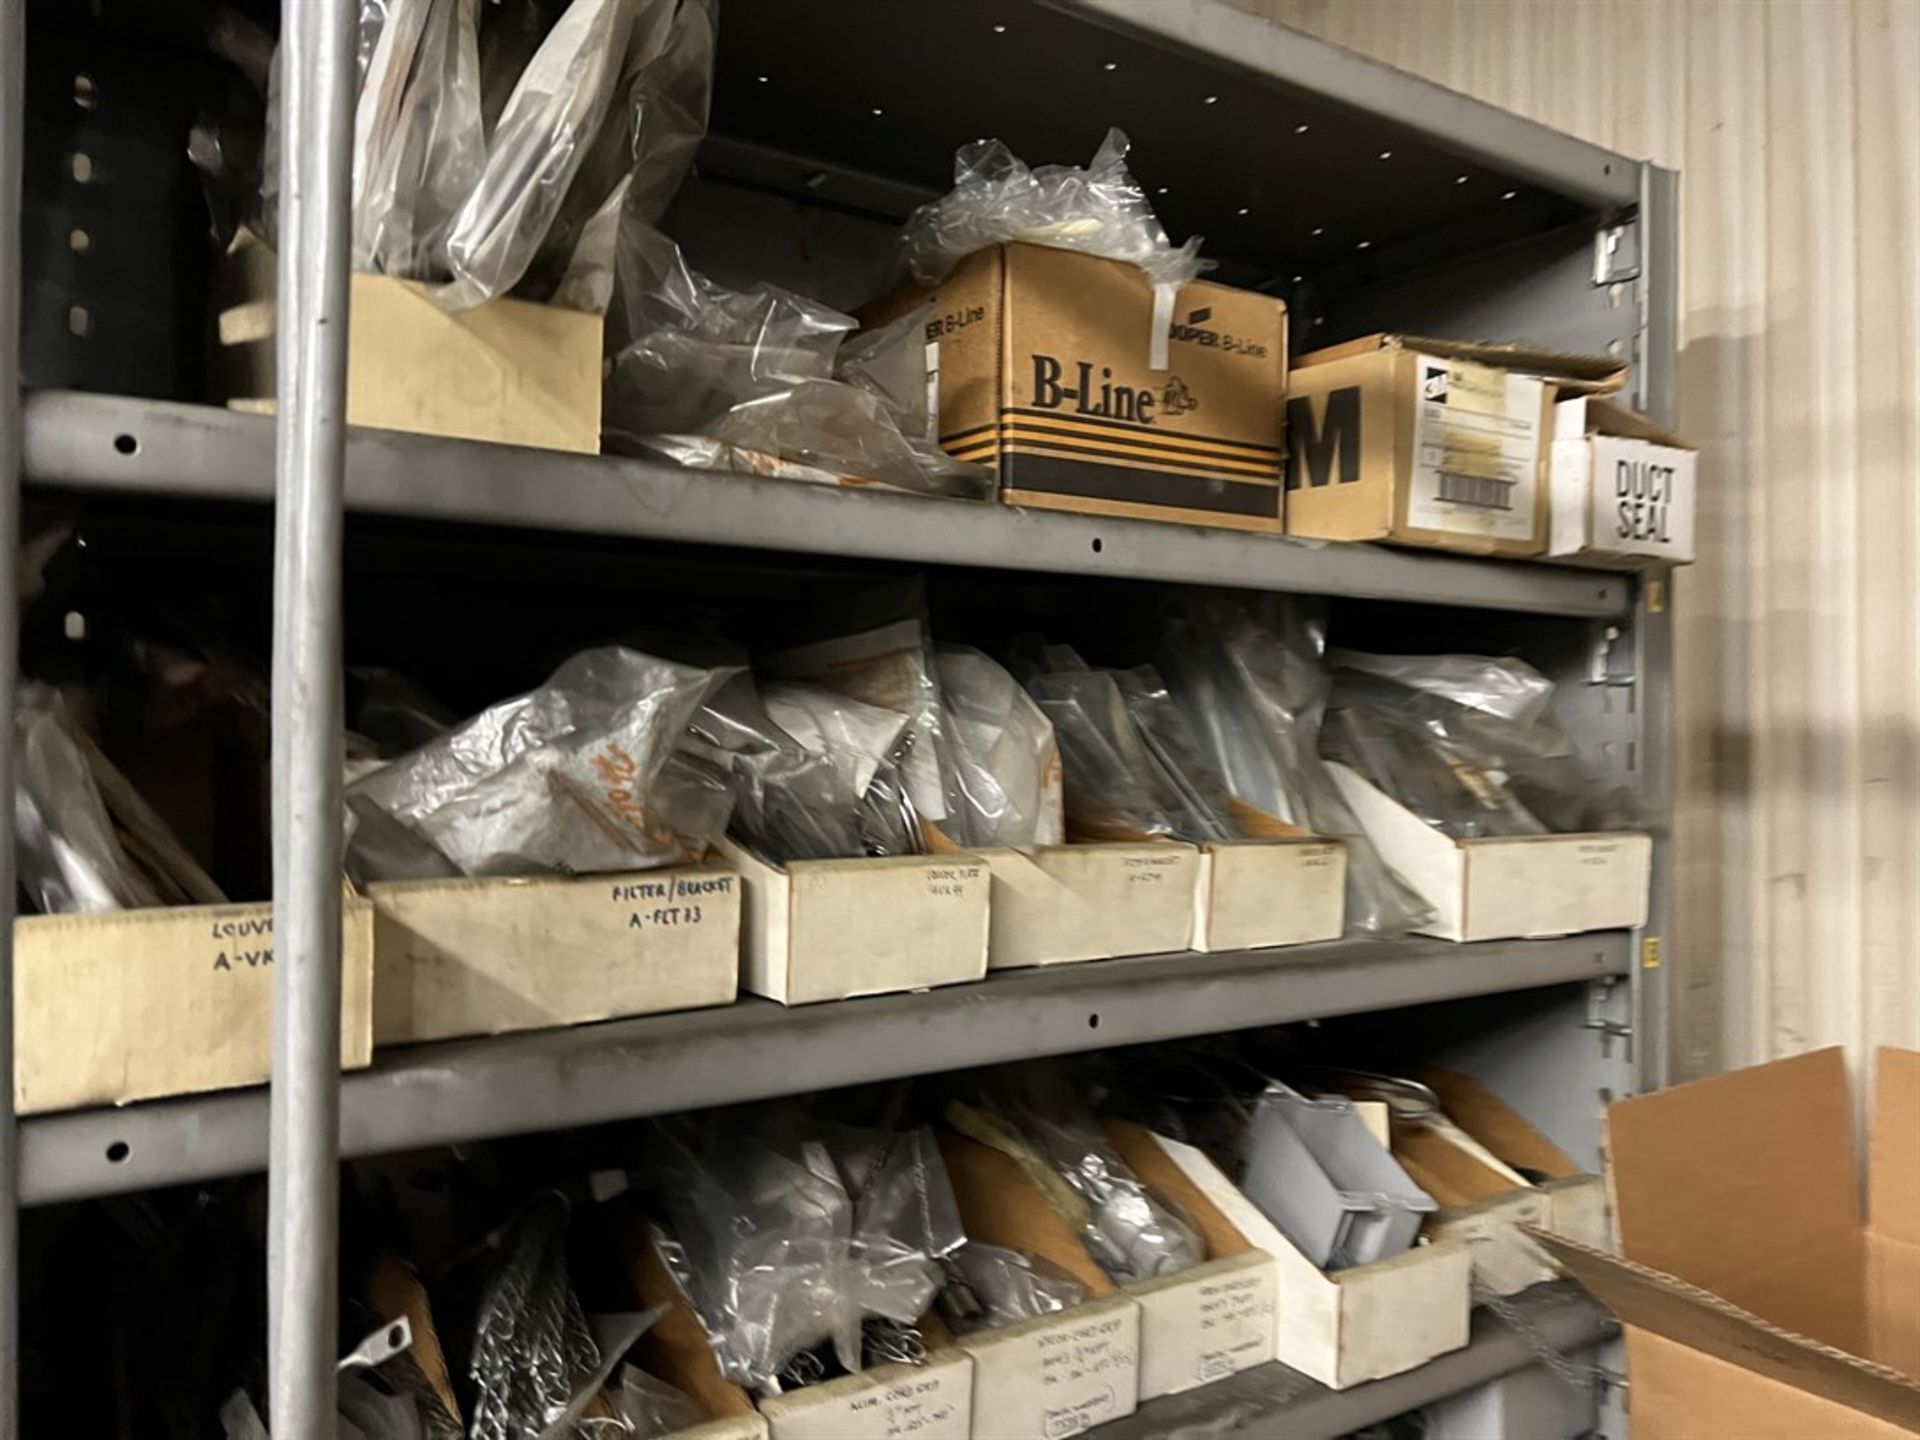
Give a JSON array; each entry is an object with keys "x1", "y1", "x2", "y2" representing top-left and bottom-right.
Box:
[
  {"x1": 0, "y1": 2, "x2": 23, "y2": 1436},
  {"x1": 268, "y1": 0, "x2": 354, "y2": 1431}
]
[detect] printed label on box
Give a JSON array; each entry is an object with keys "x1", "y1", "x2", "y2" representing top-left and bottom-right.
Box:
[{"x1": 1408, "y1": 356, "x2": 1543, "y2": 541}]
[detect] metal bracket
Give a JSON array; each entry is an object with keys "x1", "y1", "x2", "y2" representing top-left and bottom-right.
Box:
[
  {"x1": 1593, "y1": 221, "x2": 1642, "y2": 285},
  {"x1": 337, "y1": 1315, "x2": 413, "y2": 1374},
  {"x1": 1583, "y1": 978, "x2": 1633, "y2": 1044},
  {"x1": 1586, "y1": 622, "x2": 1637, "y2": 687}
]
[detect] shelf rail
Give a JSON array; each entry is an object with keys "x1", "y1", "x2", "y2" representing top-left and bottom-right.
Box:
[
  {"x1": 0, "y1": 1, "x2": 24, "y2": 1433},
  {"x1": 265, "y1": 0, "x2": 356, "y2": 1431}
]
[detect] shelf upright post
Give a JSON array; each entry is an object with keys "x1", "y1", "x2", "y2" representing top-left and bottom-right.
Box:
[
  {"x1": 0, "y1": 1, "x2": 23, "y2": 1435},
  {"x1": 267, "y1": 0, "x2": 355, "y2": 1431}
]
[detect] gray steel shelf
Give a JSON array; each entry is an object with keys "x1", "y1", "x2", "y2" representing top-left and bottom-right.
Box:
[
  {"x1": 19, "y1": 931, "x2": 1627, "y2": 1207},
  {"x1": 1096, "y1": 1280, "x2": 1614, "y2": 1439},
  {"x1": 21, "y1": 391, "x2": 1629, "y2": 618}
]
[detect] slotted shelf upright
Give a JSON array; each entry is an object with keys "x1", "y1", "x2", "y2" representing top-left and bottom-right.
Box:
[{"x1": 0, "y1": 1, "x2": 1675, "y2": 1435}]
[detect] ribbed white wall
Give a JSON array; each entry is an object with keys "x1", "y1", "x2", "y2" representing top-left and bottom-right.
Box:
[{"x1": 1253, "y1": 0, "x2": 1920, "y2": 1079}]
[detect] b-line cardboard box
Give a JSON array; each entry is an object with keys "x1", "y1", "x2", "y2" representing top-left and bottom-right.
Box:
[
  {"x1": 869, "y1": 243, "x2": 1289, "y2": 533},
  {"x1": 217, "y1": 233, "x2": 603, "y2": 454},
  {"x1": 1548, "y1": 395, "x2": 1698, "y2": 567},
  {"x1": 14, "y1": 892, "x2": 376, "y2": 1114},
  {"x1": 1326, "y1": 762, "x2": 1652, "y2": 942},
  {"x1": 938, "y1": 1132, "x2": 1144, "y2": 1435},
  {"x1": 1149, "y1": 1129, "x2": 1474, "y2": 1390},
  {"x1": 367, "y1": 867, "x2": 741, "y2": 1046},
  {"x1": 1284, "y1": 334, "x2": 1626, "y2": 558},
  {"x1": 1538, "y1": 1047, "x2": 1920, "y2": 1440},
  {"x1": 720, "y1": 840, "x2": 990, "y2": 1005}
]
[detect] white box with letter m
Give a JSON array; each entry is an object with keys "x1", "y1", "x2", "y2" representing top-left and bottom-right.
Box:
[{"x1": 1549, "y1": 395, "x2": 1696, "y2": 566}]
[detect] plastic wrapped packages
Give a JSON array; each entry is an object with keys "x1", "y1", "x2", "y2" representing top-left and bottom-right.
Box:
[
  {"x1": 949, "y1": 1068, "x2": 1204, "y2": 1285},
  {"x1": 1322, "y1": 657, "x2": 1640, "y2": 838},
  {"x1": 645, "y1": 1116, "x2": 965, "y2": 1391},
  {"x1": 351, "y1": 0, "x2": 485, "y2": 280},
  {"x1": 894, "y1": 129, "x2": 1207, "y2": 368},
  {"x1": 344, "y1": 646, "x2": 737, "y2": 882},
  {"x1": 937, "y1": 1244, "x2": 1088, "y2": 1336},
  {"x1": 933, "y1": 645, "x2": 1064, "y2": 849},
  {"x1": 603, "y1": 228, "x2": 991, "y2": 498},
  {"x1": 1152, "y1": 598, "x2": 1433, "y2": 937},
  {"x1": 1110, "y1": 666, "x2": 1240, "y2": 842},
  {"x1": 14, "y1": 682, "x2": 227, "y2": 913},
  {"x1": 1326, "y1": 648, "x2": 1556, "y2": 726},
  {"x1": 609, "y1": 1364, "x2": 704, "y2": 1438},
  {"x1": 763, "y1": 598, "x2": 953, "y2": 838}
]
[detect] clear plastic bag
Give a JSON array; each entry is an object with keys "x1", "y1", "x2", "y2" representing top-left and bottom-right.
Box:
[
  {"x1": 646, "y1": 1124, "x2": 866, "y2": 1389},
  {"x1": 1111, "y1": 666, "x2": 1240, "y2": 843},
  {"x1": 1322, "y1": 661, "x2": 1640, "y2": 838},
  {"x1": 1152, "y1": 599, "x2": 1433, "y2": 936},
  {"x1": 1326, "y1": 648, "x2": 1556, "y2": 725},
  {"x1": 467, "y1": 1196, "x2": 606, "y2": 1440},
  {"x1": 933, "y1": 645, "x2": 1064, "y2": 849},
  {"x1": 824, "y1": 1124, "x2": 967, "y2": 1329},
  {"x1": 894, "y1": 129, "x2": 1207, "y2": 368},
  {"x1": 603, "y1": 228, "x2": 990, "y2": 497},
  {"x1": 351, "y1": 0, "x2": 485, "y2": 280},
  {"x1": 763, "y1": 598, "x2": 952, "y2": 832},
  {"x1": 344, "y1": 647, "x2": 736, "y2": 881},
  {"x1": 937, "y1": 1244, "x2": 1087, "y2": 1336},
  {"x1": 950, "y1": 1068, "x2": 1204, "y2": 1285},
  {"x1": 608, "y1": 1365, "x2": 703, "y2": 1439},
  {"x1": 14, "y1": 683, "x2": 165, "y2": 913}
]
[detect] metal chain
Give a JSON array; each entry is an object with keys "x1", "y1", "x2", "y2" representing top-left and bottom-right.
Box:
[{"x1": 1471, "y1": 1281, "x2": 1612, "y2": 1396}]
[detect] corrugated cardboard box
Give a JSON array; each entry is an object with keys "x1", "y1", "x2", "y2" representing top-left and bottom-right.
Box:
[
  {"x1": 983, "y1": 842, "x2": 1200, "y2": 970},
  {"x1": 1285, "y1": 334, "x2": 1626, "y2": 557},
  {"x1": 1549, "y1": 394, "x2": 1698, "y2": 566},
  {"x1": 15, "y1": 894, "x2": 375, "y2": 1115},
  {"x1": 368, "y1": 868, "x2": 741, "y2": 1046},
  {"x1": 1151, "y1": 1129, "x2": 1472, "y2": 1389},
  {"x1": 218, "y1": 235, "x2": 603, "y2": 454},
  {"x1": 1327, "y1": 762, "x2": 1652, "y2": 941},
  {"x1": 1103, "y1": 1119, "x2": 1280, "y2": 1399},
  {"x1": 720, "y1": 841, "x2": 989, "y2": 1005},
  {"x1": 939, "y1": 1132, "x2": 1144, "y2": 1435},
  {"x1": 870, "y1": 243, "x2": 1287, "y2": 532},
  {"x1": 1538, "y1": 1048, "x2": 1920, "y2": 1439}
]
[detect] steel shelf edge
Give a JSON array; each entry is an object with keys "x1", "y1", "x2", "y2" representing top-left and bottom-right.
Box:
[
  {"x1": 22, "y1": 392, "x2": 1629, "y2": 618},
  {"x1": 20, "y1": 931, "x2": 1626, "y2": 1206},
  {"x1": 1094, "y1": 1281, "x2": 1615, "y2": 1439},
  {"x1": 1049, "y1": 0, "x2": 1639, "y2": 211}
]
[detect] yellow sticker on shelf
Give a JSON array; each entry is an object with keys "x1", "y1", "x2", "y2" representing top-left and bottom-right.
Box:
[{"x1": 1642, "y1": 936, "x2": 1662, "y2": 970}]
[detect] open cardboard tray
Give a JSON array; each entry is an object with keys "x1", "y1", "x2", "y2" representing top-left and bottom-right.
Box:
[
  {"x1": 368, "y1": 866, "x2": 741, "y2": 1046},
  {"x1": 982, "y1": 842, "x2": 1200, "y2": 970},
  {"x1": 1148, "y1": 1128, "x2": 1472, "y2": 1390},
  {"x1": 939, "y1": 1131, "x2": 1144, "y2": 1436},
  {"x1": 15, "y1": 891, "x2": 375, "y2": 1115},
  {"x1": 720, "y1": 840, "x2": 990, "y2": 1005},
  {"x1": 1327, "y1": 762, "x2": 1651, "y2": 941},
  {"x1": 1190, "y1": 838, "x2": 1348, "y2": 953}
]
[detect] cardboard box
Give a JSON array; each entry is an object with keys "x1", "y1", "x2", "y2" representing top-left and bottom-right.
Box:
[
  {"x1": 721, "y1": 841, "x2": 989, "y2": 1005},
  {"x1": 1104, "y1": 1119, "x2": 1280, "y2": 1399},
  {"x1": 14, "y1": 893, "x2": 376, "y2": 1115},
  {"x1": 618, "y1": 1214, "x2": 772, "y2": 1440},
  {"x1": 1327, "y1": 762, "x2": 1652, "y2": 941},
  {"x1": 939, "y1": 1132, "x2": 1144, "y2": 1434},
  {"x1": 1539, "y1": 1047, "x2": 1920, "y2": 1439},
  {"x1": 1390, "y1": 1116, "x2": 1556, "y2": 1298},
  {"x1": 984, "y1": 842, "x2": 1200, "y2": 970},
  {"x1": 368, "y1": 867, "x2": 741, "y2": 1046},
  {"x1": 757, "y1": 1347, "x2": 972, "y2": 1440},
  {"x1": 871, "y1": 243, "x2": 1287, "y2": 532},
  {"x1": 1419, "y1": 1067, "x2": 1610, "y2": 1250},
  {"x1": 1549, "y1": 395, "x2": 1697, "y2": 566},
  {"x1": 1285, "y1": 334, "x2": 1626, "y2": 557},
  {"x1": 1151, "y1": 1129, "x2": 1472, "y2": 1389},
  {"x1": 217, "y1": 234, "x2": 602, "y2": 454},
  {"x1": 1191, "y1": 838, "x2": 1347, "y2": 952}
]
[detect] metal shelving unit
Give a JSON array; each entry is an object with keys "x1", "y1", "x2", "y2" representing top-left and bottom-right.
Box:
[{"x1": 0, "y1": 1, "x2": 1678, "y2": 1435}]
